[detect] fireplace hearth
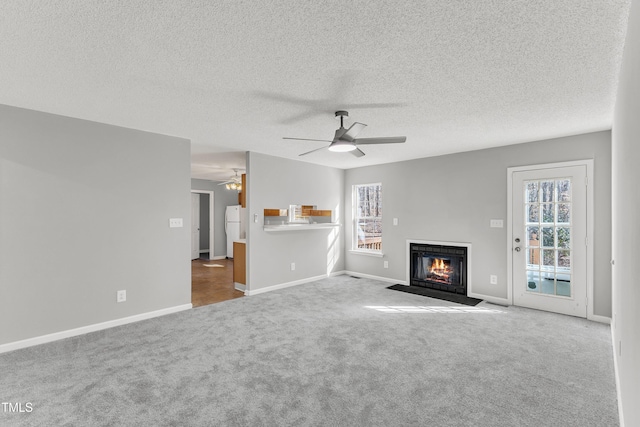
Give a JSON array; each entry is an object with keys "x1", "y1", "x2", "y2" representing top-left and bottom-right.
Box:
[{"x1": 409, "y1": 242, "x2": 468, "y2": 295}]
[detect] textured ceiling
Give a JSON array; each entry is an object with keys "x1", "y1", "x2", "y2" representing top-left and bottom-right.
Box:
[{"x1": 0, "y1": 1, "x2": 631, "y2": 181}]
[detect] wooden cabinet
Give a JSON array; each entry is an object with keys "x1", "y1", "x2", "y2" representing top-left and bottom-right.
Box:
[
  {"x1": 308, "y1": 210, "x2": 332, "y2": 217},
  {"x1": 239, "y1": 173, "x2": 246, "y2": 208},
  {"x1": 263, "y1": 208, "x2": 332, "y2": 217},
  {"x1": 233, "y1": 241, "x2": 246, "y2": 285},
  {"x1": 264, "y1": 209, "x2": 288, "y2": 217}
]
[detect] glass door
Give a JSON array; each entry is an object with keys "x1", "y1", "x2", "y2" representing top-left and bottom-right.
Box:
[{"x1": 512, "y1": 165, "x2": 587, "y2": 317}]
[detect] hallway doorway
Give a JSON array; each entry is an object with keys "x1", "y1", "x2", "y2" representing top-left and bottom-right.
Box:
[{"x1": 191, "y1": 190, "x2": 215, "y2": 260}]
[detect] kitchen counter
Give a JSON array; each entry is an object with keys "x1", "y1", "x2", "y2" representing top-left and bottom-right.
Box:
[{"x1": 263, "y1": 223, "x2": 340, "y2": 232}]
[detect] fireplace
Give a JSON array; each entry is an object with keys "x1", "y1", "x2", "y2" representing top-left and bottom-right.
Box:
[{"x1": 409, "y1": 242, "x2": 468, "y2": 294}]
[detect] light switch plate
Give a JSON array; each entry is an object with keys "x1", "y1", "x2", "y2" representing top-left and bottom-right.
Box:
[
  {"x1": 169, "y1": 218, "x2": 183, "y2": 228},
  {"x1": 490, "y1": 219, "x2": 503, "y2": 228}
]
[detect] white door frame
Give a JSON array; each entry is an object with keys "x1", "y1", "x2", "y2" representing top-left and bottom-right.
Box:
[
  {"x1": 507, "y1": 160, "x2": 597, "y2": 320},
  {"x1": 191, "y1": 193, "x2": 201, "y2": 260},
  {"x1": 191, "y1": 190, "x2": 215, "y2": 261}
]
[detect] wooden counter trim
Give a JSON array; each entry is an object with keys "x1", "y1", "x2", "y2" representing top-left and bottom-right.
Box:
[{"x1": 233, "y1": 242, "x2": 246, "y2": 285}]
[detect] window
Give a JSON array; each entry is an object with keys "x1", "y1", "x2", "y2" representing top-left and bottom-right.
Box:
[{"x1": 353, "y1": 183, "x2": 382, "y2": 253}]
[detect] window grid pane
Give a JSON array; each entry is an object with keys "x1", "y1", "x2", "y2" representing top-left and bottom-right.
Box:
[{"x1": 523, "y1": 178, "x2": 572, "y2": 297}]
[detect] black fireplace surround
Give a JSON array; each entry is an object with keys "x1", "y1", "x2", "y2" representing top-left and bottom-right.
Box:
[{"x1": 410, "y1": 243, "x2": 468, "y2": 295}]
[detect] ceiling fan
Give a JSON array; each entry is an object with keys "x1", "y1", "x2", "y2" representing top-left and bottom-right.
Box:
[
  {"x1": 218, "y1": 168, "x2": 244, "y2": 190},
  {"x1": 283, "y1": 111, "x2": 406, "y2": 157},
  {"x1": 254, "y1": 71, "x2": 406, "y2": 124}
]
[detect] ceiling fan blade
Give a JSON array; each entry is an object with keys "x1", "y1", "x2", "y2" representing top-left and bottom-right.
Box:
[
  {"x1": 253, "y1": 91, "x2": 318, "y2": 107},
  {"x1": 284, "y1": 137, "x2": 333, "y2": 143},
  {"x1": 278, "y1": 110, "x2": 323, "y2": 125},
  {"x1": 253, "y1": 91, "x2": 329, "y2": 124},
  {"x1": 350, "y1": 148, "x2": 366, "y2": 157},
  {"x1": 299, "y1": 146, "x2": 328, "y2": 156},
  {"x1": 343, "y1": 102, "x2": 407, "y2": 109},
  {"x1": 341, "y1": 122, "x2": 367, "y2": 142},
  {"x1": 353, "y1": 136, "x2": 407, "y2": 145}
]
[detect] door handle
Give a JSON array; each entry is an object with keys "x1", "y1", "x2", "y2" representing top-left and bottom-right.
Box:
[{"x1": 514, "y1": 247, "x2": 521, "y2": 252}]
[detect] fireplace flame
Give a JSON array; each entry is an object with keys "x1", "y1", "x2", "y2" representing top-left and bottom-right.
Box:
[{"x1": 429, "y1": 258, "x2": 451, "y2": 279}]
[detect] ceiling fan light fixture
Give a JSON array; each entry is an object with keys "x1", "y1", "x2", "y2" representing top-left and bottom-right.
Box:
[
  {"x1": 328, "y1": 141, "x2": 356, "y2": 152},
  {"x1": 221, "y1": 168, "x2": 243, "y2": 191}
]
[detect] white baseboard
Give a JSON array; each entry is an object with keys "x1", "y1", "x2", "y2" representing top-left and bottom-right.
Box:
[
  {"x1": 243, "y1": 270, "x2": 348, "y2": 296},
  {"x1": 588, "y1": 314, "x2": 612, "y2": 324},
  {"x1": 343, "y1": 271, "x2": 406, "y2": 285},
  {"x1": 0, "y1": 304, "x2": 192, "y2": 354},
  {"x1": 245, "y1": 271, "x2": 405, "y2": 296},
  {"x1": 467, "y1": 292, "x2": 510, "y2": 306},
  {"x1": 612, "y1": 329, "x2": 625, "y2": 427},
  {"x1": 211, "y1": 255, "x2": 226, "y2": 260},
  {"x1": 245, "y1": 274, "x2": 329, "y2": 296},
  {"x1": 235, "y1": 283, "x2": 246, "y2": 292}
]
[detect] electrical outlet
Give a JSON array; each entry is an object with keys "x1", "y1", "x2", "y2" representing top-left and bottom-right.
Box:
[
  {"x1": 384, "y1": 260, "x2": 389, "y2": 268},
  {"x1": 117, "y1": 290, "x2": 126, "y2": 303},
  {"x1": 169, "y1": 218, "x2": 183, "y2": 228},
  {"x1": 490, "y1": 275, "x2": 498, "y2": 285},
  {"x1": 290, "y1": 262, "x2": 295, "y2": 271}
]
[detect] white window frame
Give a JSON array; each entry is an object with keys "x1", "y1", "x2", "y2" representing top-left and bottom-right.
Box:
[{"x1": 351, "y1": 183, "x2": 383, "y2": 256}]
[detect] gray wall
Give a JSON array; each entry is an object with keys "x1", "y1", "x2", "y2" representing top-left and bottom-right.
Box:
[
  {"x1": 344, "y1": 131, "x2": 612, "y2": 316},
  {"x1": 246, "y1": 152, "x2": 345, "y2": 293},
  {"x1": 0, "y1": 104, "x2": 191, "y2": 345},
  {"x1": 612, "y1": 0, "x2": 640, "y2": 424},
  {"x1": 191, "y1": 178, "x2": 239, "y2": 258}
]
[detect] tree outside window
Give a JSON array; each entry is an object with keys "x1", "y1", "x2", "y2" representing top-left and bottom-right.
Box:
[{"x1": 353, "y1": 183, "x2": 382, "y2": 252}]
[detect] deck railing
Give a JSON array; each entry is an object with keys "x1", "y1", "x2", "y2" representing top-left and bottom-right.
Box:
[{"x1": 358, "y1": 237, "x2": 381, "y2": 251}]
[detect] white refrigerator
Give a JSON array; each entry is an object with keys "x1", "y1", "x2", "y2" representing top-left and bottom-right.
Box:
[{"x1": 225, "y1": 205, "x2": 241, "y2": 258}]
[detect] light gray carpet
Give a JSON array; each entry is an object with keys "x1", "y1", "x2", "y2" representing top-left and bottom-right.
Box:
[{"x1": 0, "y1": 276, "x2": 618, "y2": 426}]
